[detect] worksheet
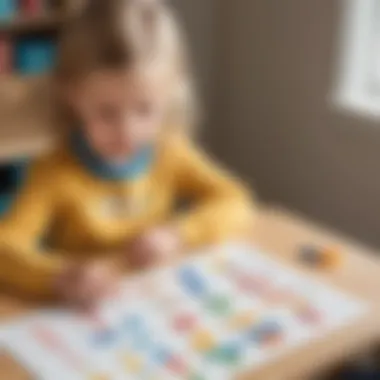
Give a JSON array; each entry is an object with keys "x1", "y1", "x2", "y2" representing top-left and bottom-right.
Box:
[{"x1": 0, "y1": 243, "x2": 368, "y2": 380}]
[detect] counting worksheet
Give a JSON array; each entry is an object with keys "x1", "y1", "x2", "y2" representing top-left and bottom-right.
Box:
[{"x1": 0, "y1": 243, "x2": 368, "y2": 380}]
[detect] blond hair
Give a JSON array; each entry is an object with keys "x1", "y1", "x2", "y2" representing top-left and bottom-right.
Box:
[{"x1": 54, "y1": 0, "x2": 197, "y2": 130}]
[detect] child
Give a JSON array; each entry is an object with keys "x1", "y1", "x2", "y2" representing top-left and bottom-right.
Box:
[{"x1": 0, "y1": 0, "x2": 255, "y2": 307}]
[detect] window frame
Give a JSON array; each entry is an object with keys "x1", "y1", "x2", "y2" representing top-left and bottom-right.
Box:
[{"x1": 333, "y1": 0, "x2": 380, "y2": 118}]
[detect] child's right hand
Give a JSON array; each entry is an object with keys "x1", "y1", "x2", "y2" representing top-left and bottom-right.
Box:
[{"x1": 55, "y1": 260, "x2": 120, "y2": 310}]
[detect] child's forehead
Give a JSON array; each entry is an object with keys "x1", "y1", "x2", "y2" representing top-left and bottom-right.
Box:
[{"x1": 79, "y1": 68, "x2": 172, "y2": 98}]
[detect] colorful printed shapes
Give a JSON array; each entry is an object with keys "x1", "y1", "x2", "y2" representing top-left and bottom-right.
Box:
[
  {"x1": 92, "y1": 329, "x2": 118, "y2": 347},
  {"x1": 208, "y1": 343, "x2": 242, "y2": 366},
  {"x1": 122, "y1": 353, "x2": 145, "y2": 374},
  {"x1": 88, "y1": 375, "x2": 110, "y2": 380},
  {"x1": 130, "y1": 325, "x2": 151, "y2": 346},
  {"x1": 188, "y1": 374, "x2": 206, "y2": 380},
  {"x1": 124, "y1": 314, "x2": 145, "y2": 332},
  {"x1": 88, "y1": 374, "x2": 111, "y2": 380},
  {"x1": 266, "y1": 289, "x2": 294, "y2": 304},
  {"x1": 124, "y1": 315, "x2": 154, "y2": 350},
  {"x1": 248, "y1": 320, "x2": 284, "y2": 346},
  {"x1": 167, "y1": 355, "x2": 188, "y2": 376},
  {"x1": 234, "y1": 272, "x2": 269, "y2": 295},
  {"x1": 297, "y1": 304, "x2": 322, "y2": 325},
  {"x1": 91, "y1": 314, "x2": 150, "y2": 349},
  {"x1": 152, "y1": 347, "x2": 172, "y2": 366},
  {"x1": 173, "y1": 313, "x2": 198, "y2": 333},
  {"x1": 178, "y1": 266, "x2": 206, "y2": 297},
  {"x1": 151, "y1": 348, "x2": 189, "y2": 377},
  {"x1": 131, "y1": 332, "x2": 152, "y2": 351},
  {"x1": 205, "y1": 295, "x2": 231, "y2": 317},
  {"x1": 228, "y1": 310, "x2": 257, "y2": 331},
  {"x1": 191, "y1": 329, "x2": 217, "y2": 352}
]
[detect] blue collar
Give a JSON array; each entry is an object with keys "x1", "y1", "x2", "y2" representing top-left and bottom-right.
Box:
[{"x1": 70, "y1": 131, "x2": 154, "y2": 181}]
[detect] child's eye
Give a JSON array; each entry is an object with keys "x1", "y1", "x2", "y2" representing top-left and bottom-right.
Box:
[{"x1": 97, "y1": 104, "x2": 120, "y2": 122}]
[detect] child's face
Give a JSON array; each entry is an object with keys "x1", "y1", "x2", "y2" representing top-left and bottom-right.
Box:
[{"x1": 68, "y1": 69, "x2": 170, "y2": 162}]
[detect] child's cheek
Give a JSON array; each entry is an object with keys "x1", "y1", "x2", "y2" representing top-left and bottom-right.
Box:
[{"x1": 132, "y1": 120, "x2": 161, "y2": 147}]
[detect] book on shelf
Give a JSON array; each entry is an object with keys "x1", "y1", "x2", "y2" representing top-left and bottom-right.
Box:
[
  {"x1": 20, "y1": 0, "x2": 46, "y2": 15},
  {"x1": 15, "y1": 37, "x2": 57, "y2": 75},
  {"x1": 0, "y1": 0, "x2": 18, "y2": 21}
]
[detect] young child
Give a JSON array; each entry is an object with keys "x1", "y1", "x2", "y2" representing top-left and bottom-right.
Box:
[{"x1": 0, "y1": 0, "x2": 255, "y2": 307}]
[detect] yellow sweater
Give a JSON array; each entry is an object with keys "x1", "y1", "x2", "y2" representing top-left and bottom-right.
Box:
[{"x1": 0, "y1": 135, "x2": 254, "y2": 297}]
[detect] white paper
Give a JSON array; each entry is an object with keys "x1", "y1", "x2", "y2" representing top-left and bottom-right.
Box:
[{"x1": 0, "y1": 243, "x2": 368, "y2": 380}]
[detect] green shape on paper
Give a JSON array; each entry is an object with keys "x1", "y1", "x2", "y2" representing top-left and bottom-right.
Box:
[
  {"x1": 208, "y1": 345, "x2": 241, "y2": 366},
  {"x1": 205, "y1": 295, "x2": 231, "y2": 317},
  {"x1": 189, "y1": 374, "x2": 206, "y2": 380}
]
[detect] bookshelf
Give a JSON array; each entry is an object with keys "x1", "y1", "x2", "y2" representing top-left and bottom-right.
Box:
[
  {"x1": 0, "y1": 0, "x2": 81, "y2": 163},
  {"x1": 0, "y1": 12, "x2": 69, "y2": 33}
]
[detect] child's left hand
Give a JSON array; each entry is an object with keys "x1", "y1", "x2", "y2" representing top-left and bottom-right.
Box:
[{"x1": 127, "y1": 226, "x2": 183, "y2": 269}]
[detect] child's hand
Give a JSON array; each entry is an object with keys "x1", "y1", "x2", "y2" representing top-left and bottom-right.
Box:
[
  {"x1": 128, "y1": 226, "x2": 183, "y2": 269},
  {"x1": 55, "y1": 260, "x2": 120, "y2": 310}
]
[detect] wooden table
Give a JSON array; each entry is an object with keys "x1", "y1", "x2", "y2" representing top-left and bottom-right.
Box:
[{"x1": 1, "y1": 207, "x2": 380, "y2": 380}]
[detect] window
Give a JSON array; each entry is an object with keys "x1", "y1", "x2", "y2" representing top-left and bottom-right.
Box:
[{"x1": 334, "y1": 0, "x2": 380, "y2": 117}]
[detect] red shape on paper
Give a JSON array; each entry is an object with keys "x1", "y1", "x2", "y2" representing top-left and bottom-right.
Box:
[
  {"x1": 32, "y1": 325, "x2": 83, "y2": 371},
  {"x1": 167, "y1": 356, "x2": 188, "y2": 375},
  {"x1": 80, "y1": 310, "x2": 108, "y2": 330},
  {"x1": 173, "y1": 313, "x2": 198, "y2": 333},
  {"x1": 236, "y1": 273, "x2": 269, "y2": 295},
  {"x1": 299, "y1": 306, "x2": 322, "y2": 325},
  {"x1": 33, "y1": 325, "x2": 61, "y2": 349}
]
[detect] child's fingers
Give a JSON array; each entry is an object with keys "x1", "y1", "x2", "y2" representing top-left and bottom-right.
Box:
[
  {"x1": 133, "y1": 250, "x2": 153, "y2": 267},
  {"x1": 99, "y1": 279, "x2": 120, "y2": 300},
  {"x1": 128, "y1": 242, "x2": 155, "y2": 268},
  {"x1": 78, "y1": 271, "x2": 120, "y2": 309},
  {"x1": 70, "y1": 283, "x2": 102, "y2": 311}
]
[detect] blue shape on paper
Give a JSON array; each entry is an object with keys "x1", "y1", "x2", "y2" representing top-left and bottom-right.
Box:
[
  {"x1": 178, "y1": 266, "x2": 206, "y2": 297},
  {"x1": 124, "y1": 314, "x2": 145, "y2": 333},
  {"x1": 151, "y1": 346, "x2": 171, "y2": 366},
  {"x1": 92, "y1": 329, "x2": 118, "y2": 347},
  {"x1": 247, "y1": 319, "x2": 282, "y2": 344},
  {"x1": 210, "y1": 342, "x2": 242, "y2": 365},
  {"x1": 131, "y1": 331, "x2": 152, "y2": 351}
]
